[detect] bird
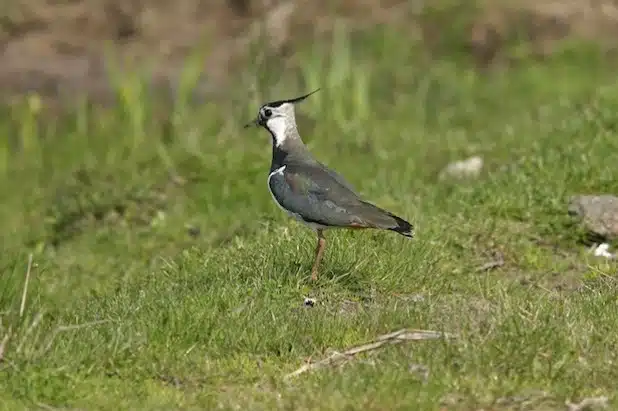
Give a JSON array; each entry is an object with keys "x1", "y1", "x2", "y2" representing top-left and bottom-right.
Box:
[{"x1": 245, "y1": 89, "x2": 413, "y2": 281}]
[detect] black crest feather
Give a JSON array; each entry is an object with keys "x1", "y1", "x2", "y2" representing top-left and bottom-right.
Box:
[{"x1": 265, "y1": 88, "x2": 320, "y2": 108}]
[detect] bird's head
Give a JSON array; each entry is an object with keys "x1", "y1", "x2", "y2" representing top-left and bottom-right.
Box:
[{"x1": 244, "y1": 89, "x2": 320, "y2": 146}]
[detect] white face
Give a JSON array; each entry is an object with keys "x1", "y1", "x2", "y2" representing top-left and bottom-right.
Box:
[
  {"x1": 259, "y1": 103, "x2": 295, "y2": 147},
  {"x1": 266, "y1": 116, "x2": 288, "y2": 146}
]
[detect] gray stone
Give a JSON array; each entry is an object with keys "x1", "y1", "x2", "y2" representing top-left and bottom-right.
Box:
[
  {"x1": 568, "y1": 195, "x2": 618, "y2": 239},
  {"x1": 439, "y1": 156, "x2": 483, "y2": 180}
]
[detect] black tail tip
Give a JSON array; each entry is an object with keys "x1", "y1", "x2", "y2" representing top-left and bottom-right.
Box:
[{"x1": 389, "y1": 215, "x2": 414, "y2": 239}]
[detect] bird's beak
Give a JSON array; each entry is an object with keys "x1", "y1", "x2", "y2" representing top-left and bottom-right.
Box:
[{"x1": 243, "y1": 118, "x2": 259, "y2": 128}]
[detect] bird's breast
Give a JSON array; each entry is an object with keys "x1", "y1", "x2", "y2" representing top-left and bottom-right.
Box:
[{"x1": 267, "y1": 165, "x2": 291, "y2": 212}]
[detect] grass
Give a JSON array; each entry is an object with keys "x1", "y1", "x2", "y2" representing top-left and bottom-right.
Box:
[{"x1": 1, "y1": 18, "x2": 618, "y2": 411}]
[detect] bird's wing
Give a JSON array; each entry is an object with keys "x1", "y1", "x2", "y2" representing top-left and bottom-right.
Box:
[
  {"x1": 317, "y1": 161, "x2": 356, "y2": 192},
  {"x1": 269, "y1": 162, "x2": 399, "y2": 229}
]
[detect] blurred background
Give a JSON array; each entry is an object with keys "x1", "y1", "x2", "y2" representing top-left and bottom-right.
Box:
[
  {"x1": 1, "y1": 0, "x2": 617, "y2": 283},
  {"x1": 3, "y1": 0, "x2": 618, "y2": 105}
]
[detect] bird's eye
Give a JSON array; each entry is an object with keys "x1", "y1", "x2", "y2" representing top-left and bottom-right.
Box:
[{"x1": 263, "y1": 108, "x2": 272, "y2": 117}]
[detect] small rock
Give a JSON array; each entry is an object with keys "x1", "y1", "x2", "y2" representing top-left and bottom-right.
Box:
[
  {"x1": 439, "y1": 156, "x2": 483, "y2": 180},
  {"x1": 568, "y1": 195, "x2": 618, "y2": 240},
  {"x1": 589, "y1": 243, "x2": 615, "y2": 259},
  {"x1": 303, "y1": 297, "x2": 316, "y2": 307},
  {"x1": 186, "y1": 224, "x2": 201, "y2": 238}
]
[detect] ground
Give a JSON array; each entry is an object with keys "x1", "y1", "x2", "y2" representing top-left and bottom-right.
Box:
[{"x1": 1, "y1": 1, "x2": 618, "y2": 410}]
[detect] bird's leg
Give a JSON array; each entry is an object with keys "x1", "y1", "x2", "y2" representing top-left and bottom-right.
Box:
[{"x1": 311, "y1": 229, "x2": 326, "y2": 281}]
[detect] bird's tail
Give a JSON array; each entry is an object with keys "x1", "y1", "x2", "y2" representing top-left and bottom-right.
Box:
[{"x1": 358, "y1": 201, "x2": 414, "y2": 238}]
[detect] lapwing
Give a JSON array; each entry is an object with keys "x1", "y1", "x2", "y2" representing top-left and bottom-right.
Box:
[{"x1": 245, "y1": 89, "x2": 413, "y2": 281}]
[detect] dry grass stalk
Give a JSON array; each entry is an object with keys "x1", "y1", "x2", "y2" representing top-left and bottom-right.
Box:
[
  {"x1": 284, "y1": 328, "x2": 452, "y2": 379},
  {"x1": 19, "y1": 253, "x2": 33, "y2": 318},
  {"x1": 566, "y1": 396, "x2": 609, "y2": 411},
  {"x1": 476, "y1": 251, "x2": 505, "y2": 272},
  {"x1": 0, "y1": 331, "x2": 10, "y2": 362}
]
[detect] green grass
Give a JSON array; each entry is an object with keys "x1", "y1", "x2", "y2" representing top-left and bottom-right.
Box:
[{"x1": 1, "y1": 22, "x2": 618, "y2": 410}]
